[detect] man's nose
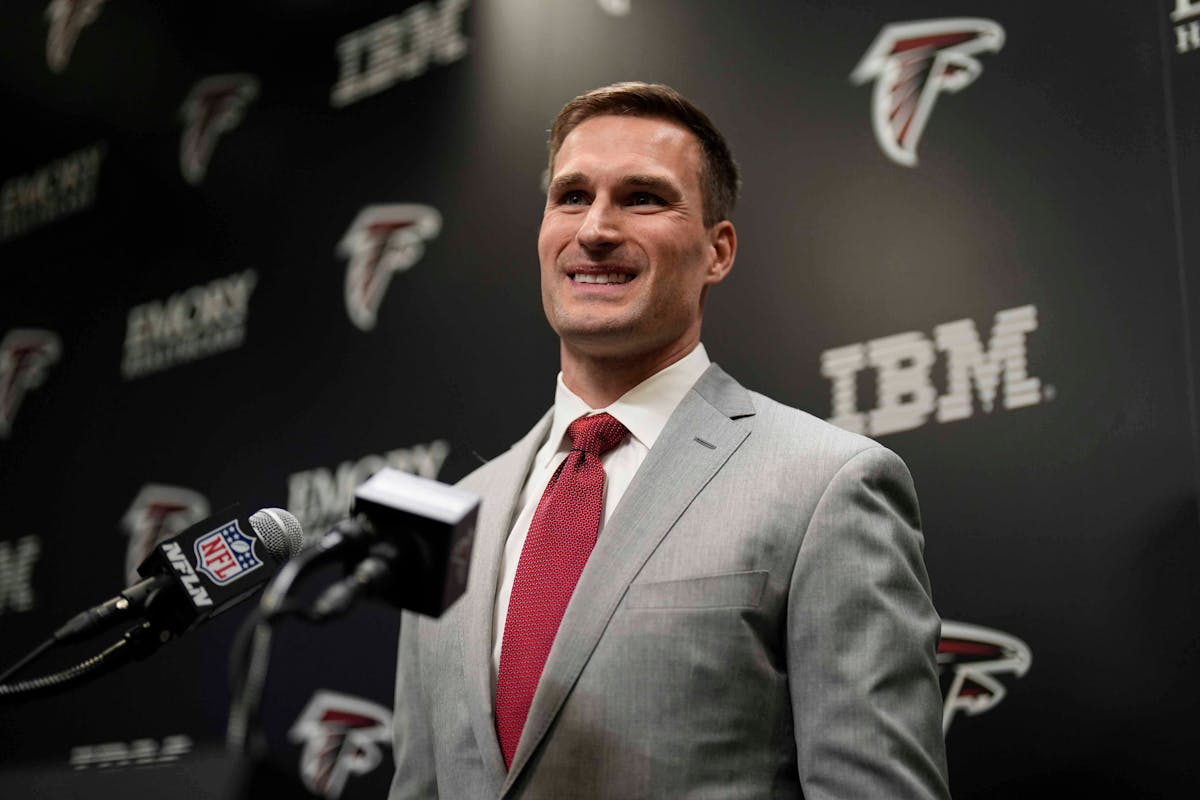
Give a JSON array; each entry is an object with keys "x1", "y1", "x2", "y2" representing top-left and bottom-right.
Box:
[{"x1": 575, "y1": 197, "x2": 621, "y2": 251}]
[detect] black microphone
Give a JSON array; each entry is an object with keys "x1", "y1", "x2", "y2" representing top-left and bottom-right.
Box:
[
  {"x1": 310, "y1": 468, "x2": 479, "y2": 620},
  {"x1": 54, "y1": 506, "x2": 304, "y2": 644},
  {"x1": 225, "y1": 476, "x2": 475, "y2": 752}
]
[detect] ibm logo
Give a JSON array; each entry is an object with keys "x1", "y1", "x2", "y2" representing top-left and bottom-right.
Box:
[
  {"x1": 820, "y1": 305, "x2": 1048, "y2": 437},
  {"x1": 1172, "y1": 0, "x2": 1200, "y2": 55},
  {"x1": 330, "y1": 0, "x2": 469, "y2": 108}
]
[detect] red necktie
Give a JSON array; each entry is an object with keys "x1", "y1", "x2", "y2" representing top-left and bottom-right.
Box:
[{"x1": 494, "y1": 412, "x2": 629, "y2": 770}]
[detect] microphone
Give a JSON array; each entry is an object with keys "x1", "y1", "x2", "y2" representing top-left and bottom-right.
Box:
[
  {"x1": 0, "y1": 506, "x2": 306, "y2": 699},
  {"x1": 226, "y1": 474, "x2": 476, "y2": 752},
  {"x1": 54, "y1": 506, "x2": 304, "y2": 644},
  {"x1": 310, "y1": 468, "x2": 479, "y2": 620}
]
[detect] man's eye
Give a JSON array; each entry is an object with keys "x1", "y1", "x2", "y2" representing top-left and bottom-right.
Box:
[
  {"x1": 629, "y1": 192, "x2": 664, "y2": 206},
  {"x1": 561, "y1": 190, "x2": 589, "y2": 205}
]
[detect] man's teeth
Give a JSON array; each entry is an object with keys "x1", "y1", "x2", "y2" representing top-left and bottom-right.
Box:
[{"x1": 572, "y1": 273, "x2": 631, "y2": 284}]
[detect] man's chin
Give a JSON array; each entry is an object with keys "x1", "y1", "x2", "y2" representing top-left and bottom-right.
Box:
[{"x1": 557, "y1": 326, "x2": 689, "y2": 364}]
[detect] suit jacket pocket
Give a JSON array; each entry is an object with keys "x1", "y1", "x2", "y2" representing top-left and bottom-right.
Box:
[{"x1": 624, "y1": 570, "x2": 768, "y2": 609}]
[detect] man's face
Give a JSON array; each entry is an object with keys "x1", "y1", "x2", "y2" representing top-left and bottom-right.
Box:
[{"x1": 538, "y1": 114, "x2": 733, "y2": 360}]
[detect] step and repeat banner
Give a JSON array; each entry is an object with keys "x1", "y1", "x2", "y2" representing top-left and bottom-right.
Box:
[{"x1": 3, "y1": 1, "x2": 1200, "y2": 797}]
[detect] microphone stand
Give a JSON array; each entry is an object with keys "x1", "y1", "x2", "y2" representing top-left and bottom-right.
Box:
[{"x1": 225, "y1": 516, "x2": 371, "y2": 755}]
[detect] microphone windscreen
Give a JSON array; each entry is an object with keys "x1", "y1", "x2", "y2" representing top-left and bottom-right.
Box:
[{"x1": 250, "y1": 508, "x2": 305, "y2": 561}]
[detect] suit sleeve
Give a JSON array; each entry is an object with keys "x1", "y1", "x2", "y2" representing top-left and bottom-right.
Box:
[
  {"x1": 788, "y1": 446, "x2": 950, "y2": 800},
  {"x1": 389, "y1": 610, "x2": 439, "y2": 799}
]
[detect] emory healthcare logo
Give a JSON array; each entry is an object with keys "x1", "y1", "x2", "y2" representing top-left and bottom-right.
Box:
[
  {"x1": 70, "y1": 734, "x2": 193, "y2": 770},
  {"x1": 939, "y1": 621, "x2": 1031, "y2": 733},
  {"x1": 1, "y1": 142, "x2": 105, "y2": 243},
  {"x1": 0, "y1": 329, "x2": 62, "y2": 440},
  {"x1": 179, "y1": 74, "x2": 259, "y2": 185},
  {"x1": 338, "y1": 204, "x2": 442, "y2": 331},
  {"x1": 851, "y1": 18, "x2": 1005, "y2": 167},
  {"x1": 121, "y1": 269, "x2": 257, "y2": 379},
  {"x1": 45, "y1": 0, "x2": 107, "y2": 73},
  {"x1": 289, "y1": 690, "x2": 393, "y2": 799},
  {"x1": 287, "y1": 440, "x2": 451, "y2": 548},
  {"x1": 121, "y1": 485, "x2": 211, "y2": 586}
]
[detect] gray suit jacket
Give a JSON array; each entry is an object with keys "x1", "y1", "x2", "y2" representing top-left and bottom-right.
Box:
[{"x1": 390, "y1": 364, "x2": 950, "y2": 799}]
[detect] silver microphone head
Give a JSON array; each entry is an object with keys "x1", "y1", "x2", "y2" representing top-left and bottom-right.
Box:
[{"x1": 249, "y1": 508, "x2": 306, "y2": 561}]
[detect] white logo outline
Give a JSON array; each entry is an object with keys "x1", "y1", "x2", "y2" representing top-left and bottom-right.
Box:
[{"x1": 851, "y1": 18, "x2": 1005, "y2": 167}]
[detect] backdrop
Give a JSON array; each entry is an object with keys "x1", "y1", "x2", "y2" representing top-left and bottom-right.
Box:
[{"x1": 3, "y1": 1, "x2": 1200, "y2": 797}]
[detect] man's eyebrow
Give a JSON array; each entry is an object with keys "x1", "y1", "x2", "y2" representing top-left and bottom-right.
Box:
[
  {"x1": 623, "y1": 174, "x2": 678, "y2": 194},
  {"x1": 547, "y1": 172, "x2": 681, "y2": 195},
  {"x1": 547, "y1": 172, "x2": 588, "y2": 193}
]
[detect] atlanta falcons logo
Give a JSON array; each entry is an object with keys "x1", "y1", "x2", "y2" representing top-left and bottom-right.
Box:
[
  {"x1": 44, "y1": 0, "x2": 108, "y2": 74},
  {"x1": 120, "y1": 485, "x2": 211, "y2": 586},
  {"x1": 289, "y1": 690, "x2": 393, "y2": 799},
  {"x1": 179, "y1": 74, "x2": 259, "y2": 186},
  {"x1": 0, "y1": 329, "x2": 62, "y2": 440},
  {"x1": 851, "y1": 18, "x2": 1005, "y2": 167},
  {"x1": 938, "y1": 620, "x2": 1031, "y2": 733},
  {"x1": 338, "y1": 204, "x2": 442, "y2": 332}
]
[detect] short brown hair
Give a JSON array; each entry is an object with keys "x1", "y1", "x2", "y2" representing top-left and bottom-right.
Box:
[{"x1": 547, "y1": 82, "x2": 740, "y2": 227}]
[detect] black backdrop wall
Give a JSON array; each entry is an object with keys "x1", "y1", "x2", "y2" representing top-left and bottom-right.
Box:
[{"x1": 3, "y1": 1, "x2": 1200, "y2": 797}]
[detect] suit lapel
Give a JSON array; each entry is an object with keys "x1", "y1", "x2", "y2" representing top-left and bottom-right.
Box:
[
  {"x1": 502, "y1": 365, "x2": 756, "y2": 794},
  {"x1": 461, "y1": 410, "x2": 552, "y2": 790}
]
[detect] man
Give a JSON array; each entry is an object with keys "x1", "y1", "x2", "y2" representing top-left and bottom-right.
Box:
[{"x1": 390, "y1": 82, "x2": 949, "y2": 799}]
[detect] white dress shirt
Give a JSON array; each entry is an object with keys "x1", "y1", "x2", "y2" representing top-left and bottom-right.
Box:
[{"x1": 490, "y1": 344, "x2": 711, "y2": 680}]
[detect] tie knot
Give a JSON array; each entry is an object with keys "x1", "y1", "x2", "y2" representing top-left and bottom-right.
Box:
[{"x1": 566, "y1": 412, "x2": 628, "y2": 457}]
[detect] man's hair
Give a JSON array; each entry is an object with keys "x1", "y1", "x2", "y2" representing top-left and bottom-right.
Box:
[{"x1": 547, "y1": 82, "x2": 740, "y2": 227}]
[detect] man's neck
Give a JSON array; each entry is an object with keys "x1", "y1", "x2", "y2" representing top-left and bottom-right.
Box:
[{"x1": 559, "y1": 338, "x2": 699, "y2": 408}]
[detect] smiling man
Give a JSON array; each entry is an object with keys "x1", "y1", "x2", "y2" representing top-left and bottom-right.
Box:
[{"x1": 390, "y1": 82, "x2": 950, "y2": 799}]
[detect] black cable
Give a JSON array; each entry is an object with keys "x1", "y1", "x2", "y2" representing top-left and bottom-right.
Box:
[
  {"x1": 0, "y1": 575, "x2": 172, "y2": 685},
  {"x1": 0, "y1": 636, "x2": 56, "y2": 684},
  {"x1": 0, "y1": 621, "x2": 164, "y2": 702}
]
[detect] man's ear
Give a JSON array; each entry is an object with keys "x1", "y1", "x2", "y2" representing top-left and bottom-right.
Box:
[{"x1": 706, "y1": 220, "x2": 736, "y2": 285}]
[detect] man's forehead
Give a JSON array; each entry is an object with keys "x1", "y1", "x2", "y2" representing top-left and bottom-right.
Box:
[{"x1": 552, "y1": 114, "x2": 701, "y2": 177}]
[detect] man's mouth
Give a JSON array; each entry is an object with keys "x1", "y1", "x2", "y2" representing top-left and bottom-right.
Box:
[{"x1": 569, "y1": 272, "x2": 634, "y2": 285}]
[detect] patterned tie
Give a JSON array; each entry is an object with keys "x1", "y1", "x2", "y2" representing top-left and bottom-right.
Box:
[{"x1": 494, "y1": 412, "x2": 629, "y2": 770}]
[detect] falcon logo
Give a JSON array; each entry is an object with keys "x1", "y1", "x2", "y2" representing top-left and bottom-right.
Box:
[
  {"x1": 338, "y1": 204, "x2": 441, "y2": 331},
  {"x1": 938, "y1": 620, "x2": 1031, "y2": 733},
  {"x1": 45, "y1": 0, "x2": 108, "y2": 73},
  {"x1": 121, "y1": 485, "x2": 211, "y2": 586},
  {"x1": 850, "y1": 18, "x2": 1005, "y2": 167},
  {"x1": 179, "y1": 74, "x2": 259, "y2": 186},
  {"x1": 289, "y1": 691, "x2": 393, "y2": 799},
  {"x1": 0, "y1": 329, "x2": 62, "y2": 440}
]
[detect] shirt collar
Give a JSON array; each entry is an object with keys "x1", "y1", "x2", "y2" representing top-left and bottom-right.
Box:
[{"x1": 537, "y1": 344, "x2": 711, "y2": 467}]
